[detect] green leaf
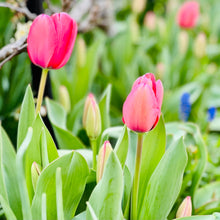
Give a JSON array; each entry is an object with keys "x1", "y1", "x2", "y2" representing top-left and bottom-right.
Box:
[
  {"x1": 0, "y1": 124, "x2": 9, "y2": 203},
  {"x1": 17, "y1": 85, "x2": 35, "y2": 149},
  {"x1": 25, "y1": 115, "x2": 59, "y2": 201},
  {"x1": 0, "y1": 126, "x2": 22, "y2": 219},
  {"x1": 115, "y1": 126, "x2": 129, "y2": 168},
  {"x1": 0, "y1": 195, "x2": 17, "y2": 220},
  {"x1": 99, "y1": 84, "x2": 111, "y2": 133},
  {"x1": 86, "y1": 152, "x2": 123, "y2": 220},
  {"x1": 139, "y1": 138, "x2": 188, "y2": 220},
  {"x1": 138, "y1": 116, "x2": 166, "y2": 210},
  {"x1": 16, "y1": 127, "x2": 33, "y2": 220},
  {"x1": 41, "y1": 193, "x2": 47, "y2": 220},
  {"x1": 46, "y1": 98, "x2": 85, "y2": 149},
  {"x1": 194, "y1": 181, "x2": 220, "y2": 210},
  {"x1": 31, "y1": 151, "x2": 89, "y2": 220},
  {"x1": 122, "y1": 165, "x2": 132, "y2": 219},
  {"x1": 86, "y1": 202, "x2": 98, "y2": 220},
  {"x1": 56, "y1": 167, "x2": 64, "y2": 220}
]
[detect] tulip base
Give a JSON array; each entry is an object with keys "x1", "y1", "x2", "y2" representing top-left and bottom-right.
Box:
[
  {"x1": 131, "y1": 133, "x2": 144, "y2": 220},
  {"x1": 36, "y1": 68, "x2": 49, "y2": 115}
]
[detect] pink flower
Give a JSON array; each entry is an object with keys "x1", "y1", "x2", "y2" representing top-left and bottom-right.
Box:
[
  {"x1": 122, "y1": 73, "x2": 163, "y2": 133},
  {"x1": 27, "y1": 13, "x2": 77, "y2": 69},
  {"x1": 177, "y1": 1, "x2": 199, "y2": 29}
]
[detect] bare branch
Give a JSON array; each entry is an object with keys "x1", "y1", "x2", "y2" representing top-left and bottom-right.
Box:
[
  {"x1": 0, "y1": 2, "x2": 36, "y2": 20},
  {"x1": 0, "y1": 37, "x2": 27, "y2": 69}
]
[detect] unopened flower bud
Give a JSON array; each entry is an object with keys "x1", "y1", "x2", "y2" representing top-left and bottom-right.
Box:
[
  {"x1": 77, "y1": 37, "x2": 87, "y2": 67},
  {"x1": 194, "y1": 32, "x2": 206, "y2": 58},
  {"x1": 178, "y1": 30, "x2": 189, "y2": 55},
  {"x1": 144, "y1": 11, "x2": 156, "y2": 32},
  {"x1": 132, "y1": 0, "x2": 147, "y2": 14},
  {"x1": 176, "y1": 196, "x2": 192, "y2": 218},
  {"x1": 83, "y1": 93, "x2": 101, "y2": 139},
  {"x1": 59, "y1": 85, "x2": 71, "y2": 112},
  {"x1": 31, "y1": 162, "x2": 42, "y2": 192},
  {"x1": 96, "y1": 141, "x2": 113, "y2": 182},
  {"x1": 156, "y1": 62, "x2": 165, "y2": 79},
  {"x1": 130, "y1": 16, "x2": 140, "y2": 43}
]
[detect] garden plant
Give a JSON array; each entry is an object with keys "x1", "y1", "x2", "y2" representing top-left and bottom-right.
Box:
[{"x1": 0, "y1": 0, "x2": 220, "y2": 220}]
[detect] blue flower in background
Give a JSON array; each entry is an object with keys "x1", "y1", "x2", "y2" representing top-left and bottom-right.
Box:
[
  {"x1": 207, "y1": 107, "x2": 216, "y2": 122},
  {"x1": 179, "y1": 92, "x2": 191, "y2": 122}
]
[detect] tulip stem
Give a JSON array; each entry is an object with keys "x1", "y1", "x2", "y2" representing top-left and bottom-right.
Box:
[
  {"x1": 91, "y1": 138, "x2": 97, "y2": 170},
  {"x1": 132, "y1": 133, "x2": 144, "y2": 220},
  {"x1": 36, "y1": 69, "x2": 48, "y2": 115}
]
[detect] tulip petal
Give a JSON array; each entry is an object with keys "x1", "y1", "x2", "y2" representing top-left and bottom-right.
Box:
[
  {"x1": 123, "y1": 84, "x2": 160, "y2": 132},
  {"x1": 27, "y1": 15, "x2": 57, "y2": 68},
  {"x1": 156, "y1": 80, "x2": 163, "y2": 109},
  {"x1": 49, "y1": 13, "x2": 77, "y2": 69}
]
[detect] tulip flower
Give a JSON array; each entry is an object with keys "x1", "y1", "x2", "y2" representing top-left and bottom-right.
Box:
[
  {"x1": 144, "y1": 11, "x2": 156, "y2": 32},
  {"x1": 122, "y1": 73, "x2": 163, "y2": 133},
  {"x1": 176, "y1": 196, "x2": 192, "y2": 218},
  {"x1": 27, "y1": 12, "x2": 77, "y2": 115},
  {"x1": 207, "y1": 107, "x2": 216, "y2": 122},
  {"x1": 27, "y1": 12, "x2": 77, "y2": 69},
  {"x1": 123, "y1": 73, "x2": 163, "y2": 220},
  {"x1": 177, "y1": 1, "x2": 199, "y2": 29}
]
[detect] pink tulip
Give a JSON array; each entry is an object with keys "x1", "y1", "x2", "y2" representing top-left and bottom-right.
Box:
[
  {"x1": 122, "y1": 73, "x2": 163, "y2": 133},
  {"x1": 177, "y1": 1, "x2": 199, "y2": 29},
  {"x1": 27, "y1": 13, "x2": 77, "y2": 69}
]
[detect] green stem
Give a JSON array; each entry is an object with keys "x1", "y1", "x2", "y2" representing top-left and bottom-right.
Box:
[
  {"x1": 91, "y1": 139, "x2": 97, "y2": 170},
  {"x1": 36, "y1": 68, "x2": 48, "y2": 115},
  {"x1": 131, "y1": 133, "x2": 144, "y2": 220}
]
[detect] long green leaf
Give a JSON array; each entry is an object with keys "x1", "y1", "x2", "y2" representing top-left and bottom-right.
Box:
[
  {"x1": 17, "y1": 85, "x2": 35, "y2": 149},
  {"x1": 0, "y1": 195, "x2": 17, "y2": 220},
  {"x1": 0, "y1": 126, "x2": 22, "y2": 219},
  {"x1": 31, "y1": 151, "x2": 89, "y2": 220},
  {"x1": 86, "y1": 152, "x2": 123, "y2": 220},
  {"x1": 138, "y1": 116, "x2": 166, "y2": 210},
  {"x1": 139, "y1": 138, "x2": 188, "y2": 220},
  {"x1": 16, "y1": 127, "x2": 33, "y2": 220},
  {"x1": 25, "y1": 115, "x2": 59, "y2": 200}
]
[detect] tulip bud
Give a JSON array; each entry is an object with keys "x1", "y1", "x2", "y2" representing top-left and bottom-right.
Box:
[
  {"x1": 132, "y1": 0, "x2": 147, "y2": 14},
  {"x1": 96, "y1": 141, "x2": 113, "y2": 182},
  {"x1": 178, "y1": 30, "x2": 189, "y2": 55},
  {"x1": 207, "y1": 63, "x2": 217, "y2": 74},
  {"x1": 59, "y1": 85, "x2": 71, "y2": 112},
  {"x1": 177, "y1": 1, "x2": 199, "y2": 29},
  {"x1": 27, "y1": 13, "x2": 77, "y2": 69},
  {"x1": 83, "y1": 93, "x2": 101, "y2": 139},
  {"x1": 122, "y1": 73, "x2": 163, "y2": 133},
  {"x1": 130, "y1": 16, "x2": 140, "y2": 44},
  {"x1": 157, "y1": 17, "x2": 166, "y2": 37},
  {"x1": 77, "y1": 37, "x2": 87, "y2": 67},
  {"x1": 156, "y1": 62, "x2": 165, "y2": 79},
  {"x1": 194, "y1": 32, "x2": 206, "y2": 58},
  {"x1": 31, "y1": 162, "x2": 42, "y2": 192},
  {"x1": 144, "y1": 11, "x2": 156, "y2": 32},
  {"x1": 176, "y1": 196, "x2": 192, "y2": 218}
]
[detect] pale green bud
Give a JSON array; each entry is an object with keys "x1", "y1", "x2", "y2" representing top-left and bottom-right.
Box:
[
  {"x1": 59, "y1": 85, "x2": 71, "y2": 113},
  {"x1": 96, "y1": 141, "x2": 113, "y2": 182},
  {"x1": 130, "y1": 16, "x2": 140, "y2": 44},
  {"x1": 31, "y1": 162, "x2": 42, "y2": 192},
  {"x1": 176, "y1": 196, "x2": 192, "y2": 218},
  {"x1": 132, "y1": 0, "x2": 147, "y2": 14},
  {"x1": 83, "y1": 93, "x2": 101, "y2": 139},
  {"x1": 178, "y1": 30, "x2": 189, "y2": 55},
  {"x1": 77, "y1": 37, "x2": 87, "y2": 67},
  {"x1": 194, "y1": 32, "x2": 206, "y2": 58}
]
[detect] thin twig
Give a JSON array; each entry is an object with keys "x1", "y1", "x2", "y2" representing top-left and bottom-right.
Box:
[
  {"x1": 0, "y1": 2, "x2": 36, "y2": 20},
  {"x1": 0, "y1": 37, "x2": 27, "y2": 69}
]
